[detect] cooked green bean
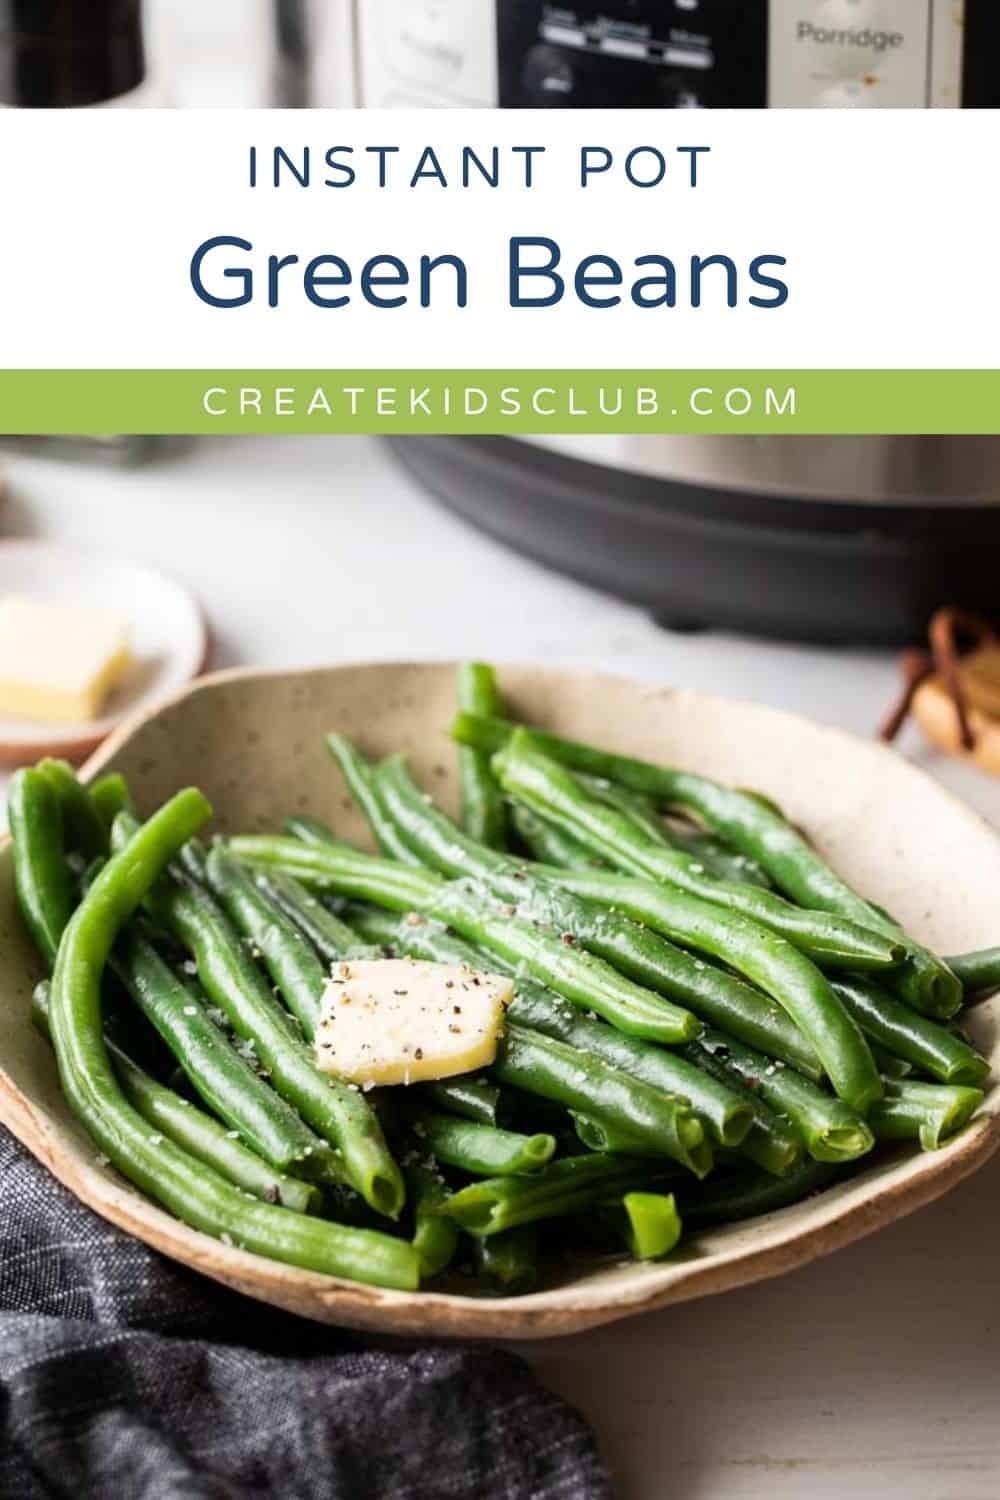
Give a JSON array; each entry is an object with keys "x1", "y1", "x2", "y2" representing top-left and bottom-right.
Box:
[
  {"x1": 682, "y1": 1160, "x2": 837, "y2": 1228},
  {"x1": 229, "y1": 836, "x2": 702, "y2": 1045},
  {"x1": 440, "y1": 1154, "x2": 673, "y2": 1236},
  {"x1": 668, "y1": 828, "x2": 772, "y2": 889},
  {"x1": 493, "y1": 731, "x2": 902, "y2": 974},
  {"x1": 49, "y1": 791, "x2": 419, "y2": 1289},
  {"x1": 323, "y1": 736, "x2": 423, "y2": 865},
  {"x1": 412, "y1": 1109, "x2": 555, "y2": 1176},
  {"x1": 495, "y1": 1024, "x2": 713, "y2": 1176},
  {"x1": 834, "y1": 976, "x2": 990, "y2": 1087},
  {"x1": 698, "y1": 1031, "x2": 874, "y2": 1164},
  {"x1": 453, "y1": 713, "x2": 957, "y2": 1016},
  {"x1": 473, "y1": 1226, "x2": 541, "y2": 1292},
  {"x1": 510, "y1": 803, "x2": 603, "y2": 870},
  {"x1": 504, "y1": 985, "x2": 751, "y2": 1148},
  {"x1": 405, "y1": 1162, "x2": 460, "y2": 1278},
  {"x1": 32, "y1": 979, "x2": 321, "y2": 1216},
  {"x1": 251, "y1": 866, "x2": 364, "y2": 965},
  {"x1": 422, "y1": 1077, "x2": 504, "y2": 1127},
  {"x1": 88, "y1": 772, "x2": 134, "y2": 839},
  {"x1": 8, "y1": 767, "x2": 75, "y2": 969},
  {"x1": 946, "y1": 947, "x2": 1000, "y2": 1001},
  {"x1": 457, "y1": 662, "x2": 509, "y2": 850},
  {"x1": 680, "y1": 1043, "x2": 803, "y2": 1178},
  {"x1": 536, "y1": 861, "x2": 879, "y2": 1112},
  {"x1": 617, "y1": 1191, "x2": 682, "y2": 1260},
  {"x1": 369, "y1": 756, "x2": 826, "y2": 1074},
  {"x1": 114, "y1": 927, "x2": 332, "y2": 1179},
  {"x1": 203, "y1": 845, "x2": 328, "y2": 1039},
  {"x1": 36, "y1": 758, "x2": 107, "y2": 859},
  {"x1": 869, "y1": 1079, "x2": 985, "y2": 1151},
  {"x1": 113, "y1": 817, "x2": 405, "y2": 1219}
]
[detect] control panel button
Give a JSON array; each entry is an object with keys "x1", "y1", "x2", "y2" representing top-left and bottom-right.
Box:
[{"x1": 522, "y1": 45, "x2": 577, "y2": 104}]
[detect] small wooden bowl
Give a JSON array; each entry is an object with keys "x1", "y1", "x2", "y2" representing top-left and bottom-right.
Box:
[{"x1": 1, "y1": 663, "x2": 997, "y2": 1339}]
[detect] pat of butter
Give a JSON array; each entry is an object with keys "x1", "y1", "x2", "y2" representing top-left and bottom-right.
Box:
[
  {"x1": 314, "y1": 958, "x2": 511, "y2": 1086},
  {"x1": 0, "y1": 597, "x2": 131, "y2": 723}
]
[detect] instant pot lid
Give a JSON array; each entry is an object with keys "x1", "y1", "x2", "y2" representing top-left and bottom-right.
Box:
[{"x1": 388, "y1": 435, "x2": 1000, "y2": 646}]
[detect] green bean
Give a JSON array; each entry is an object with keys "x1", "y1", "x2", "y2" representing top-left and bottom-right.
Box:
[
  {"x1": 422, "y1": 1077, "x2": 503, "y2": 1127},
  {"x1": 230, "y1": 835, "x2": 701, "y2": 1045},
  {"x1": 440, "y1": 1154, "x2": 672, "y2": 1236},
  {"x1": 833, "y1": 976, "x2": 990, "y2": 1087},
  {"x1": 251, "y1": 866, "x2": 365, "y2": 965},
  {"x1": 342, "y1": 902, "x2": 401, "y2": 949},
  {"x1": 36, "y1": 758, "x2": 107, "y2": 858},
  {"x1": 412, "y1": 1109, "x2": 555, "y2": 1176},
  {"x1": 546, "y1": 865, "x2": 877, "y2": 1109},
  {"x1": 867, "y1": 1046, "x2": 911, "y2": 1080},
  {"x1": 698, "y1": 1031, "x2": 874, "y2": 1164},
  {"x1": 453, "y1": 713, "x2": 957, "y2": 1016},
  {"x1": 8, "y1": 767, "x2": 75, "y2": 969},
  {"x1": 473, "y1": 1227, "x2": 541, "y2": 1292},
  {"x1": 323, "y1": 736, "x2": 423, "y2": 865},
  {"x1": 113, "y1": 819, "x2": 405, "y2": 1218},
  {"x1": 494, "y1": 731, "x2": 902, "y2": 974},
  {"x1": 869, "y1": 1079, "x2": 985, "y2": 1151},
  {"x1": 682, "y1": 1160, "x2": 837, "y2": 1228},
  {"x1": 510, "y1": 803, "x2": 603, "y2": 870},
  {"x1": 32, "y1": 980, "x2": 321, "y2": 1216},
  {"x1": 203, "y1": 845, "x2": 328, "y2": 1039},
  {"x1": 504, "y1": 985, "x2": 751, "y2": 1148},
  {"x1": 50, "y1": 792, "x2": 419, "y2": 1289},
  {"x1": 456, "y1": 663, "x2": 508, "y2": 850},
  {"x1": 679, "y1": 1043, "x2": 803, "y2": 1178},
  {"x1": 669, "y1": 829, "x2": 772, "y2": 889},
  {"x1": 946, "y1": 947, "x2": 1000, "y2": 1001},
  {"x1": 114, "y1": 927, "x2": 332, "y2": 1179},
  {"x1": 617, "y1": 1192, "x2": 682, "y2": 1260},
  {"x1": 573, "y1": 1115, "x2": 654, "y2": 1155},
  {"x1": 405, "y1": 1163, "x2": 460, "y2": 1279},
  {"x1": 88, "y1": 772, "x2": 134, "y2": 839},
  {"x1": 496, "y1": 1023, "x2": 712, "y2": 1176}
]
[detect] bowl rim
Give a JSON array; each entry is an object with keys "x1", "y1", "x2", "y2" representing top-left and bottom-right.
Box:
[{"x1": 0, "y1": 659, "x2": 996, "y2": 1340}]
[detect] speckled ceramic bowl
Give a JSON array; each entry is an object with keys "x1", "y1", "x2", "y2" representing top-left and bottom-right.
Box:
[{"x1": 1, "y1": 663, "x2": 997, "y2": 1338}]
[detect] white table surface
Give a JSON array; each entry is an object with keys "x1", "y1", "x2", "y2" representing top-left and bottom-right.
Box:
[{"x1": 2, "y1": 434, "x2": 999, "y2": 1499}]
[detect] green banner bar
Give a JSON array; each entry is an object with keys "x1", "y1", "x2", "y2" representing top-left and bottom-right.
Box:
[{"x1": 0, "y1": 370, "x2": 998, "y2": 435}]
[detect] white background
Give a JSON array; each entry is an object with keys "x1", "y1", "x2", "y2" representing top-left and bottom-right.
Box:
[
  {"x1": 0, "y1": 109, "x2": 997, "y2": 369},
  {"x1": 3, "y1": 433, "x2": 1000, "y2": 1499}
]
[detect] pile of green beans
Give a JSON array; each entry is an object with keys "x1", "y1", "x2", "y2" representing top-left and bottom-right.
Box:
[{"x1": 6, "y1": 660, "x2": 994, "y2": 1298}]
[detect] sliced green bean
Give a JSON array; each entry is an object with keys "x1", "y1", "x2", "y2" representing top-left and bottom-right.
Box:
[
  {"x1": 50, "y1": 792, "x2": 419, "y2": 1289},
  {"x1": 496, "y1": 1023, "x2": 712, "y2": 1176},
  {"x1": 204, "y1": 845, "x2": 328, "y2": 1039},
  {"x1": 405, "y1": 1162, "x2": 459, "y2": 1279},
  {"x1": 440, "y1": 1154, "x2": 673, "y2": 1236},
  {"x1": 698, "y1": 1030, "x2": 875, "y2": 1164},
  {"x1": 113, "y1": 817, "x2": 405, "y2": 1219},
  {"x1": 8, "y1": 767, "x2": 75, "y2": 969},
  {"x1": 230, "y1": 835, "x2": 702, "y2": 1045},
  {"x1": 473, "y1": 1226, "x2": 541, "y2": 1292},
  {"x1": 114, "y1": 927, "x2": 332, "y2": 1179},
  {"x1": 32, "y1": 980, "x2": 321, "y2": 1216},
  {"x1": 251, "y1": 866, "x2": 365, "y2": 965},
  {"x1": 834, "y1": 976, "x2": 990, "y2": 1087},
  {"x1": 618, "y1": 1191, "x2": 682, "y2": 1260},
  {"x1": 457, "y1": 662, "x2": 508, "y2": 850},
  {"x1": 453, "y1": 713, "x2": 957, "y2": 1016},
  {"x1": 869, "y1": 1079, "x2": 985, "y2": 1151},
  {"x1": 412, "y1": 1109, "x2": 555, "y2": 1177}
]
